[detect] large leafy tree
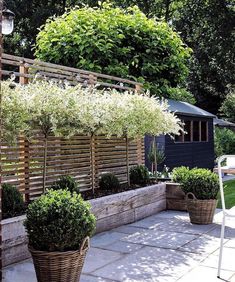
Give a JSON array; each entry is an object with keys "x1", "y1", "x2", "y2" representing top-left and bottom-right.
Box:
[
  {"x1": 4, "y1": 0, "x2": 89, "y2": 57},
  {"x1": 35, "y1": 4, "x2": 193, "y2": 102},
  {"x1": 174, "y1": 0, "x2": 235, "y2": 114}
]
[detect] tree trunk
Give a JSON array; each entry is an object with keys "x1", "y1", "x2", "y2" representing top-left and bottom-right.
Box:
[
  {"x1": 126, "y1": 136, "x2": 130, "y2": 186},
  {"x1": 42, "y1": 136, "x2": 48, "y2": 194},
  {"x1": 153, "y1": 136, "x2": 158, "y2": 179}
]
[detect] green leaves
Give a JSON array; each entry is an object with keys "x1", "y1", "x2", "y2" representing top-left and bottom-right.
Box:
[
  {"x1": 3, "y1": 80, "x2": 181, "y2": 143},
  {"x1": 130, "y1": 165, "x2": 150, "y2": 186},
  {"x1": 180, "y1": 168, "x2": 219, "y2": 200},
  {"x1": 35, "y1": 5, "x2": 192, "y2": 101},
  {"x1": 24, "y1": 189, "x2": 96, "y2": 251},
  {"x1": 220, "y1": 88, "x2": 235, "y2": 123}
]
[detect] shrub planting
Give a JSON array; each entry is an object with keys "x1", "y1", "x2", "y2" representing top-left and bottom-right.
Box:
[
  {"x1": 51, "y1": 175, "x2": 79, "y2": 194},
  {"x1": 130, "y1": 165, "x2": 150, "y2": 186},
  {"x1": 99, "y1": 173, "x2": 120, "y2": 192},
  {"x1": 172, "y1": 166, "x2": 190, "y2": 183},
  {"x1": 24, "y1": 189, "x2": 96, "y2": 251},
  {"x1": 2, "y1": 183, "x2": 25, "y2": 219},
  {"x1": 181, "y1": 168, "x2": 219, "y2": 200}
]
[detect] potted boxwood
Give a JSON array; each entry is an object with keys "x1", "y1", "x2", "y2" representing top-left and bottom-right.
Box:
[
  {"x1": 24, "y1": 189, "x2": 96, "y2": 282},
  {"x1": 181, "y1": 168, "x2": 219, "y2": 224}
]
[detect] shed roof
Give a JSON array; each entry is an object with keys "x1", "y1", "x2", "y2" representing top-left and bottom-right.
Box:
[
  {"x1": 214, "y1": 118, "x2": 235, "y2": 130},
  {"x1": 167, "y1": 99, "x2": 216, "y2": 118}
]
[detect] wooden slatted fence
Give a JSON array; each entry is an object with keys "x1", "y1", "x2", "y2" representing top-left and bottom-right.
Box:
[
  {"x1": 1, "y1": 135, "x2": 144, "y2": 201},
  {"x1": 1, "y1": 54, "x2": 144, "y2": 200}
]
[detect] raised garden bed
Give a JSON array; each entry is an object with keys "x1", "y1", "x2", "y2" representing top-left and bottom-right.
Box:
[
  {"x1": 2, "y1": 183, "x2": 166, "y2": 266},
  {"x1": 2, "y1": 215, "x2": 29, "y2": 267},
  {"x1": 90, "y1": 183, "x2": 166, "y2": 233}
]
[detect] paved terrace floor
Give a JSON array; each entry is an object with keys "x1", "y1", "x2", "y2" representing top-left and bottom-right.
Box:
[{"x1": 3, "y1": 209, "x2": 235, "y2": 282}]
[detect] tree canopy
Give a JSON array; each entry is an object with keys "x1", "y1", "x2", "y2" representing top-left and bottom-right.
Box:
[
  {"x1": 5, "y1": 0, "x2": 235, "y2": 113},
  {"x1": 3, "y1": 80, "x2": 181, "y2": 141},
  {"x1": 174, "y1": 0, "x2": 235, "y2": 114},
  {"x1": 35, "y1": 4, "x2": 193, "y2": 102},
  {"x1": 220, "y1": 88, "x2": 235, "y2": 123}
]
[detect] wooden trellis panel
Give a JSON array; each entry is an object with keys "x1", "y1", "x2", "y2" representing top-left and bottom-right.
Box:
[
  {"x1": 2, "y1": 53, "x2": 142, "y2": 92},
  {"x1": 1, "y1": 135, "x2": 144, "y2": 201}
]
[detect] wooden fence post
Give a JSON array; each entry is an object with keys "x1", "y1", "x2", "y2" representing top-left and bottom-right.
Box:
[
  {"x1": 89, "y1": 74, "x2": 97, "y2": 87},
  {"x1": 19, "y1": 61, "x2": 29, "y2": 85},
  {"x1": 90, "y1": 134, "x2": 96, "y2": 194},
  {"x1": 135, "y1": 84, "x2": 141, "y2": 93},
  {"x1": 19, "y1": 63, "x2": 30, "y2": 200},
  {"x1": 137, "y1": 138, "x2": 143, "y2": 165},
  {"x1": 19, "y1": 137, "x2": 30, "y2": 203}
]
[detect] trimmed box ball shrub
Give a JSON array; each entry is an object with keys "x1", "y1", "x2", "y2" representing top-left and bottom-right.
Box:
[
  {"x1": 172, "y1": 166, "x2": 190, "y2": 183},
  {"x1": 181, "y1": 168, "x2": 219, "y2": 200},
  {"x1": 24, "y1": 189, "x2": 96, "y2": 251},
  {"x1": 130, "y1": 165, "x2": 150, "y2": 186},
  {"x1": 50, "y1": 175, "x2": 79, "y2": 194},
  {"x1": 99, "y1": 173, "x2": 120, "y2": 192},
  {"x1": 2, "y1": 183, "x2": 25, "y2": 219}
]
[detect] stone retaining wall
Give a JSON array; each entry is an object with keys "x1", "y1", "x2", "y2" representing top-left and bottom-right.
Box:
[{"x1": 2, "y1": 183, "x2": 166, "y2": 266}]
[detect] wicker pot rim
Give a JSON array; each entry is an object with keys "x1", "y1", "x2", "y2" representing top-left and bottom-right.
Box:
[
  {"x1": 186, "y1": 192, "x2": 218, "y2": 203},
  {"x1": 29, "y1": 236, "x2": 90, "y2": 256}
]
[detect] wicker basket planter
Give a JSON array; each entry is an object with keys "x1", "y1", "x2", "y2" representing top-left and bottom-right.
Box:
[
  {"x1": 186, "y1": 193, "x2": 217, "y2": 224},
  {"x1": 29, "y1": 237, "x2": 89, "y2": 282},
  {"x1": 166, "y1": 182, "x2": 187, "y2": 211}
]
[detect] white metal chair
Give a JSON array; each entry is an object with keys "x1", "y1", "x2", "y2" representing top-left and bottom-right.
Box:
[{"x1": 217, "y1": 155, "x2": 235, "y2": 278}]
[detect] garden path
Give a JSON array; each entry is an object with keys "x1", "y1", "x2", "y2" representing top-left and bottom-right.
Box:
[{"x1": 3, "y1": 209, "x2": 235, "y2": 282}]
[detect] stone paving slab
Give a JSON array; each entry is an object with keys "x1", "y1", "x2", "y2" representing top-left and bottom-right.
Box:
[
  {"x1": 3, "y1": 209, "x2": 235, "y2": 282},
  {"x1": 121, "y1": 229, "x2": 197, "y2": 249},
  {"x1": 131, "y1": 216, "x2": 217, "y2": 235},
  {"x1": 3, "y1": 259, "x2": 37, "y2": 282},
  {"x1": 112, "y1": 225, "x2": 146, "y2": 234},
  {"x1": 90, "y1": 231, "x2": 126, "y2": 248},
  {"x1": 80, "y1": 274, "x2": 115, "y2": 282},
  {"x1": 178, "y1": 234, "x2": 223, "y2": 254},
  {"x1": 92, "y1": 246, "x2": 202, "y2": 282},
  {"x1": 176, "y1": 265, "x2": 234, "y2": 282},
  {"x1": 225, "y1": 239, "x2": 235, "y2": 248},
  {"x1": 201, "y1": 247, "x2": 235, "y2": 272},
  {"x1": 100, "y1": 240, "x2": 144, "y2": 254},
  {"x1": 83, "y1": 248, "x2": 123, "y2": 273}
]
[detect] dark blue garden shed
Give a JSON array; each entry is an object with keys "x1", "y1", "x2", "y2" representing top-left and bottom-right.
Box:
[{"x1": 145, "y1": 99, "x2": 216, "y2": 171}]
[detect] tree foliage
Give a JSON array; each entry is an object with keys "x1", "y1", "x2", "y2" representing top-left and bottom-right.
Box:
[
  {"x1": 5, "y1": 0, "x2": 234, "y2": 113},
  {"x1": 3, "y1": 80, "x2": 181, "y2": 141},
  {"x1": 214, "y1": 128, "x2": 235, "y2": 158},
  {"x1": 35, "y1": 4, "x2": 193, "y2": 102},
  {"x1": 220, "y1": 88, "x2": 235, "y2": 123},
  {"x1": 24, "y1": 189, "x2": 96, "y2": 251},
  {"x1": 174, "y1": 0, "x2": 235, "y2": 113}
]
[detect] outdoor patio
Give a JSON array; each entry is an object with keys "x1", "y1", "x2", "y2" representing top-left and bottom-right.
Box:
[{"x1": 3, "y1": 209, "x2": 235, "y2": 282}]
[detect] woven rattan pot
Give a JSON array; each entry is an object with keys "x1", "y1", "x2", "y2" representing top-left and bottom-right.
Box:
[
  {"x1": 29, "y1": 237, "x2": 89, "y2": 282},
  {"x1": 186, "y1": 193, "x2": 217, "y2": 225}
]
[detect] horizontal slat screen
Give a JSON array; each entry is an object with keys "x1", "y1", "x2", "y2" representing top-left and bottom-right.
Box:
[{"x1": 1, "y1": 135, "x2": 144, "y2": 201}]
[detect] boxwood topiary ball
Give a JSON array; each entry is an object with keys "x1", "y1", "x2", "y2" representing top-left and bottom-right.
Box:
[{"x1": 24, "y1": 189, "x2": 96, "y2": 252}]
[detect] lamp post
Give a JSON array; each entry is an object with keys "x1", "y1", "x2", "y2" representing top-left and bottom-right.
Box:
[{"x1": 0, "y1": 1, "x2": 15, "y2": 279}]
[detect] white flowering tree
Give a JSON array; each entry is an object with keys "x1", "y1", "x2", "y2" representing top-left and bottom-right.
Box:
[
  {"x1": 2, "y1": 81, "x2": 30, "y2": 144},
  {"x1": 3, "y1": 80, "x2": 182, "y2": 192},
  {"x1": 15, "y1": 80, "x2": 82, "y2": 193},
  {"x1": 100, "y1": 91, "x2": 182, "y2": 184}
]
